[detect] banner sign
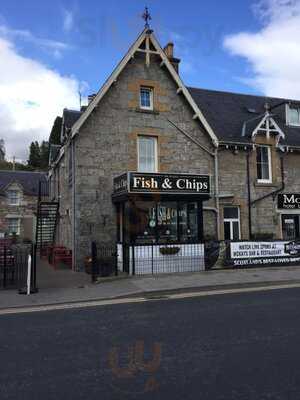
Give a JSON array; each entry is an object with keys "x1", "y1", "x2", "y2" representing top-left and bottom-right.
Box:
[
  {"x1": 228, "y1": 241, "x2": 300, "y2": 267},
  {"x1": 113, "y1": 172, "x2": 210, "y2": 196},
  {"x1": 278, "y1": 194, "x2": 300, "y2": 210}
]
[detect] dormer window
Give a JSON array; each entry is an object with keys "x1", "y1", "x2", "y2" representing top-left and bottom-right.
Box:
[
  {"x1": 7, "y1": 190, "x2": 21, "y2": 206},
  {"x1": 287, "y1": 104, "x2": 300, "y2": 126},
  {"x1": 140, "y1": 87, "x2": 153, "y2": 110}
]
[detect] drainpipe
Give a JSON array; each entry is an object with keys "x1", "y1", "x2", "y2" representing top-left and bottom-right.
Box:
[
  {"x1": 214, "y1": 148, "x2": 220, "y2": 239},
  {"x1": 246, "y1": 150, "x2": 253, "y2": 239},
  {"x1": 166, "y1": 118, "x2": 220, "y2": 239}
]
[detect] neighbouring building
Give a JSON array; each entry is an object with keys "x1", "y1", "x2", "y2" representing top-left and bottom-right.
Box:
[
  {"x1": 0, "y1": 146, "x2": 4, "y2": 161},
  {"x1": 0, "y1": 170, "x2": 47, "y2": 240},
  {"x1": 48, "y1": 26, "x2": 300, "y2": 273}
]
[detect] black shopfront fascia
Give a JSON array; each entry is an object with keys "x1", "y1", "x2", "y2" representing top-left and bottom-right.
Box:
[{"x1": 113, "y1": 172, "x2": 211, "y2": 245}]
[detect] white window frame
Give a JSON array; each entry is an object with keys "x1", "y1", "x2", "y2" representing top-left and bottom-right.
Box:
[
  {"x1": 223, "y1": 207, "x2": 241, "y2": 241},
  {"x1": 137, "y1": 135, "x2": 158, "y2": 173},
  {"x1": 286, "y1": 104, "x2": 300, "y2": 127},
  {"x1": 7, "y1": 190, "x2": 21, "y2": 206},
  {"x1": 140, "y1": 87, "x2": 153, "y2": 110},
  {"x1": 257, "y1": 145, "x2": 272, "y2": 184},
  {"x1": 7, "y1": 218, "x2": 20, "y2": 236}
]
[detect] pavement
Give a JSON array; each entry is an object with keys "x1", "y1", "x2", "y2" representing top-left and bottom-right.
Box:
[
  {"x1": 2, "y1": 287, "x2": 300, "y2": 399},
  {"x1": 2, "y1": 259, "x2": 300, "y2": 310}
]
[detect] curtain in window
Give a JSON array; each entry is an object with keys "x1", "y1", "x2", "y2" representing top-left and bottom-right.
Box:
[
  {"x1": 138, "y1": 136, "x2": 156, "y2": 172},
  {"x1": 256, "y1": 146, "x2": 270, "y2": 181}
]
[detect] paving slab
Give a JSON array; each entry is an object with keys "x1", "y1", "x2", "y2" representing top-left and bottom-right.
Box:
[{"x1": 2, "y1": 262, "x2": 300, "y2": 310}]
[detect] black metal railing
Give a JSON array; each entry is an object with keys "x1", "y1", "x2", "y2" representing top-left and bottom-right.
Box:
[
  {"x1": 0, "y1": 244, "x2": 37, "y2": 291},
  {"x1": 38, "y1": 180, "x2": 50, "y2": 202},
  {"x1": 91, "y1": 242, "x2": 118, "y2": 283},
  {"x1": 123, "y1": 243, "x2": 206, "y2": 275}
]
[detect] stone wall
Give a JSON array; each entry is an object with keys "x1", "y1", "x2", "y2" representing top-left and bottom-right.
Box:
[
  {"x1": 0, "y1": 184, "x2": 37, "y2": 240},
  {"x1": 52, "y1": 51, "x2": 300, "y2": 271},
  {"x1": 217, "y1": 138, "x2": 300, "y2": 240},
  {"x1": 73, "y1": 53, "x2": 215, "y2": 270},
  {"x1": 52, "y1": 150, "x2": 73, "y2": 250}
]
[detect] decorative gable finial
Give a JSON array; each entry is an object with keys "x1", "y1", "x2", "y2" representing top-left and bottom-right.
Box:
[
  {"x1": 264, "y1": 102, "x2": 271, "y2": 112},
  {"x1": 142, "y1": 6, "x2": 152, "y2": 29}
]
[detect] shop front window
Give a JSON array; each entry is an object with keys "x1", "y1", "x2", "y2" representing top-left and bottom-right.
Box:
[
  {"x1": 134, "y1": 201, "x2": 157, "y2": 244},
  {"x1": 131, "y1": 201, "x2": 199, "y2": 244},
  {"x1": 179, "y1": 202, "x2": 198, "y2": 242},
  {"x1": 157, "y1": 202, "x2": 178, "y2": 243}
]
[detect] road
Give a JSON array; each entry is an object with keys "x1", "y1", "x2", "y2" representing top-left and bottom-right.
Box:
[{"x1": 1, "y1": 288, "x2": 300, "y2": 399}]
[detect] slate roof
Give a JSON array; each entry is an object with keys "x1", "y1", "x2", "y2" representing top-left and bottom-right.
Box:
[
  {"x1": 49, "y1": 145, "x2": 61, "y2": 164},
  {"x1": 188, "y1": 87, "x2": 300, "y2": 147},
  {"x1": 63, "y1": 109, "x2": 82, "y2": 130},
  {"x1": 0, "y1": 170, "x2": 47, "y2": 196}
]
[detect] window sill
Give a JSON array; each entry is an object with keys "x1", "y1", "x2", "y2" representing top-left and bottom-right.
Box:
[
  {"x1": 254, "y1": 181, "x2": 277, "y2": 188},
  {"x1": 287, "y1": 123, "x2": 300, "y2": 128},
  {"x1": 135, "y1": 107, "x2": 159, "y2": 115}
]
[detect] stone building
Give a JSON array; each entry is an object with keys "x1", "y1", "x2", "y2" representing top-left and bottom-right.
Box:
[
  {"x1": 0, "y1": 170, "x2": 47, "y2": 240},
  {"x1": 0, "y1": 142, "x2": 4, "y2": 161},
  {"x1": 49, "y1": 27, "x2": 300, "y2": 272}
]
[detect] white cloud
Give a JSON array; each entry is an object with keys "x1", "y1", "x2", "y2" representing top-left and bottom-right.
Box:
[
  {"x1": 63, "y1": 9, "x2": 74, "y2": 33},
  {"x1": 167, "y1": 31, "x2": 197, "y2": 75},
  {"x1": 224, "y1": 0, "x2": 300, "y2": 99},
  {"x1": 0, "y1": 35, "x2": 81, "y2": 161},
  {"x1": 0, "y1": 24, "x2": 72, "y2": 58}
]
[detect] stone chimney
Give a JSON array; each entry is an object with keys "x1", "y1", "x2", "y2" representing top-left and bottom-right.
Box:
[
  {"x1": 163, "y1": 42, "x2": 181, "y2": 73},
  {"x1": 88, "y1": 93, "x2": 97, "y2": 104}
]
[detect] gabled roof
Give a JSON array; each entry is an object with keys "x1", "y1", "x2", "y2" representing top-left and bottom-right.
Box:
[
  {"x1": 71, "y1": 28, "x2": 219, "y2": 146},
  {"x1": 188, "y1": 87, "x2": 300, "y2": 147},
  {"x1": 0, "y1": 171, "x2": 47, "y2": 196},
  {"x1": 251, "y1": 113, "x2": 285, "y2": 143}
]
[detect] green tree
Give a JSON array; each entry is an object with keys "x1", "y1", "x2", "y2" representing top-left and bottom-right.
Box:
[
  {"x1": 40, "y1": 140, "x2": 50, "y2": 170},
  {"x1": 28, "y1": 141, "x2": 41, "y2": 168},
  {"x1": 0, "y1": 160, "x2": 34, "y2": 171},
  {"x1": 49, "y1": 116, "x2": 62, "y2": 145}
]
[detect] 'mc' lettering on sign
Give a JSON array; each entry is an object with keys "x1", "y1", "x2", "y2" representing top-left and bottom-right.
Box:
[{"x1": 278, "y1": 194, "x2": 300, "y2": 210}]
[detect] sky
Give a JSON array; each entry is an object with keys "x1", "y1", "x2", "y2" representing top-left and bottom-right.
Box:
[{"x1": 1, "y1": 0, "x2": 300, "y2": 161}]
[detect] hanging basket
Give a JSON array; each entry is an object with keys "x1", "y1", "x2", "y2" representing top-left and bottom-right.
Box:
[{"x1": 159, "y1": 246, "x2": 180, "y2": 255}]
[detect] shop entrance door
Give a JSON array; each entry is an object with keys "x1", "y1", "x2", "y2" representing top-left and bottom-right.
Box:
[{"x1": 282, "y1": 215, "x2": 300, "y2": 241}]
